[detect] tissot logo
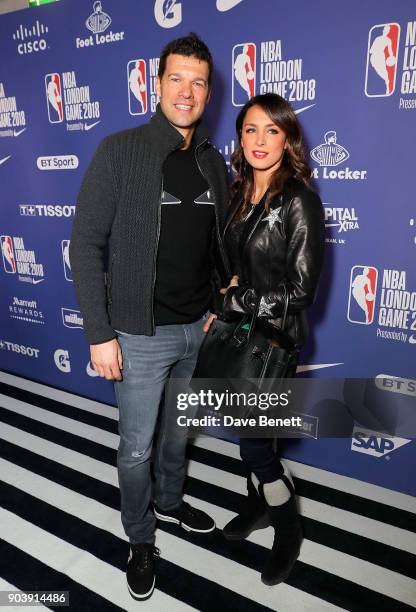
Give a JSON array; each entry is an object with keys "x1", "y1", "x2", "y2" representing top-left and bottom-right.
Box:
[
  {"x1": 19, "y1": 204, "x2": 76, "y2": 218},
  {"x1": 154, "y1": 0, "x2": 182, "y2": 28},
  {"x1": 0, "y1": 339, "x2": 39, "y2": 358}
]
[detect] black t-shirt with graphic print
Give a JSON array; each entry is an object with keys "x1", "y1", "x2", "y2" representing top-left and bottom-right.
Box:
[{"x1": 153, "y1": 141, "x2": 215, "y2": 325}]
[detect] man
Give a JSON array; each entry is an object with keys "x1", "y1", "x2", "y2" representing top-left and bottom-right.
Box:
[{"x1": 69, "y1": 33, "x2": 230, "y2": 601}]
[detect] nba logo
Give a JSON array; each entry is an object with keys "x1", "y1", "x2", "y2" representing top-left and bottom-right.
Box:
[
  {"x1": 127, "y1": 60, "x2": 147, "y2": 115},
  {"x1": 61, "y1": 239, "x2": 72, "y2": 281},
  {"x1": 232, "y1": 42, "x2": 256, "y2": 107},
  {"x1": 365, "y1": 23, "x2": 400, "y2": 97},
  {"x1": 1, "y1": 235, "x2": 16, "y2": 274},
  {"x1": 45, "y1": 73, "x2": 64, "y2": 123},
  {"x1": 347, "y1": 266, "x2": 378, "y2": 325}
]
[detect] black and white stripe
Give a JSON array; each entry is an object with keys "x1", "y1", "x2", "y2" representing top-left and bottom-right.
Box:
[{"x1": 0, "y1": 371, "x2": 415, "y2": 611}]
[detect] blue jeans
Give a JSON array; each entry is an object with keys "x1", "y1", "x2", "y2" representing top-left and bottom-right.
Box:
[{"x1": 114, "y1": 316, "x2": 206, "y2": 544}]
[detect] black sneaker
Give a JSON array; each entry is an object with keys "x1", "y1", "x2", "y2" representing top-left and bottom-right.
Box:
[
  {"x1": 126, "y1": 543, "x2": 160, "y2": 601},
  {"x1": 154, "y1": 501, "x2": 215, "y2": 533}
]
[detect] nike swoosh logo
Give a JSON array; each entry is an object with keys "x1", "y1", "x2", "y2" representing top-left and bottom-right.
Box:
[
  {"x1": 13, "y1": 128, "x2": 27, "y2": 137},
  {"x1": 409, "y1": 335, "x2": 416, "y2": 344},
  {"x1": 216, "y1": 0, "x2": 244, "y2": 11},
  {"x1": 297, "y1": 362, "x2": 343, "y2": 373},
  {"x1": 295, "y1": 104, "x2": 316, "y2": 114},
  {"x1": 32, "y1": 278, "x2": 45, "y2": 285},
  {"x1": 84, "y1": 121, "x2": 101, "y2": 131},
  {"x1": 0, "y1": 156, "x2": 11, "y2": 166}
]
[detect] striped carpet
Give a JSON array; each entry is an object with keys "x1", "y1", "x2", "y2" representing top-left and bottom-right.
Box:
[{"x1": 0, "y1": 371, "x2": 415, "y2": 612}]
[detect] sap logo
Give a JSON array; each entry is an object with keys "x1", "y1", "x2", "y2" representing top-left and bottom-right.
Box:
[
  {"x1": 351, "y1": 426, "x2": 411, "y2": 457},
  {"x1": 154, "y1": 0, "x2": 182, "y2": 29},
  {"x1": 54, "y1": 349, "x2": 71, "y2": 373}
]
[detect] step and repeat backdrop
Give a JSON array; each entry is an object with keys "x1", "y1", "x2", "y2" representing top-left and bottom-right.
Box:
[{"x1": 0, "y1": 0, "x2": 415, "y2": 494}]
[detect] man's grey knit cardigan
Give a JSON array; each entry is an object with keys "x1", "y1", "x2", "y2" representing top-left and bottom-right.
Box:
[{"x1": 69, "y1": 105, "x2": 230, "y2": 345}]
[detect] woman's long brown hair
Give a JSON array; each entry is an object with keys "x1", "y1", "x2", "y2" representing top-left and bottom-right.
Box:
[{"x1": 231, "y1": 93, "x2": 311, "y2": 217}]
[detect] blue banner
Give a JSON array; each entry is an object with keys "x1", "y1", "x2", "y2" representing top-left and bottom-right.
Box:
[{"x1": 0, "y1": 0, "x2": 415, "y2": 494}]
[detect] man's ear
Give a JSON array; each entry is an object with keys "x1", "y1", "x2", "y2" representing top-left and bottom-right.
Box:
[
  {"x1": 155, "y1": 75, "x2": 161, "y2": 98},
  {"x1": 206, "y1": 87, "x2": 212, "y2": 104}
]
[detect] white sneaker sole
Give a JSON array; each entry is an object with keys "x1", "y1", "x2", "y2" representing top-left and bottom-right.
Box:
[
  {"x1": 127, "y1": 575, "x2": 155, "y2": 601},
  {"x1": 154, "y1": 509, "x2": 215, "y2": 533}
]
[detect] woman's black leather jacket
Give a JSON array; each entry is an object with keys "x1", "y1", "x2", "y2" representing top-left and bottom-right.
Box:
[{"x1": 222, "y1": 177, "x2": 325, "y2": 348}]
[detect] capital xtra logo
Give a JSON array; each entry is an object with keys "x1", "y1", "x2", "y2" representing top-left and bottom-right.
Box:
[
  {"x1": 365, "y1": 23, "x2": 400, "y2": 97},
  {"x1": 347, "y1": 266, "x2": 378, "y2": 325}
]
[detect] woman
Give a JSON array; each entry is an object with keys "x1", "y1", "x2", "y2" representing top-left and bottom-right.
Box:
[{"x1": 214, "y1": 93, "x2": 324, "y2": 585}]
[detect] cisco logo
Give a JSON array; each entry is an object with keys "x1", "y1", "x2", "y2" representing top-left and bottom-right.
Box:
[{"x1": 13, "y1": 21, "x2": 49, "y2": 55}]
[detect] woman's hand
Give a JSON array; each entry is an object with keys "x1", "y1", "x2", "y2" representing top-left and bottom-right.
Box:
[
  {"x1": 220, "y1": 275, "x2": 239, "y2": 295},
  {"x1": 203, "y1": 312, "x2": 217, "y2": 333}
]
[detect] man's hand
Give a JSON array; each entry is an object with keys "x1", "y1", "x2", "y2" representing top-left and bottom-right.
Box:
[
  {"x1": 90, "y1": 338, "x2": 123, "y2": 381},
  {"x1": 203, "y1": 312, "x2": 217, "y2": 333},
  {"x1": 220, "y1": 274, "x2": 239, "y2": 295}
]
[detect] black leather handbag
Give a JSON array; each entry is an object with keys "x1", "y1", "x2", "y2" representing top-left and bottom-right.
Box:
[{"x1": 193, "y1": 284, "x2": 298, "y2": 385}]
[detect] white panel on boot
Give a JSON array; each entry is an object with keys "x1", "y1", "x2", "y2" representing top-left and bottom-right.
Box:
[{"x1": 263, "y1": 479, "x2": 291, "y2": 506}]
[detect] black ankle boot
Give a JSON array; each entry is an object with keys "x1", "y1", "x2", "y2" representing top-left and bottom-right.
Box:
[
  {"x1": 223, "y1": 475, "x2": 270, "y2": 540},
  {"x1": 260, "y1": 474, "x2": 303, "y2": 585}
]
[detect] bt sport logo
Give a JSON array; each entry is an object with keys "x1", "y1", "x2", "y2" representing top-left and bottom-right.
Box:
[
  {"x1": 347, "y1": 266, "x2": 378, "y2": 325},
  {"x1": 232, "y1": 43, "x2": 256, "y2": 106},
  {"x1": 365, "y1": 23, "x2": 400, "y2": 97}
]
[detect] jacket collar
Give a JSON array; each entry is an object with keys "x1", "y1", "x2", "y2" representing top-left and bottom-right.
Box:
[{"x1": 147, "y1": 103, "x2": 210, "y2": 156}]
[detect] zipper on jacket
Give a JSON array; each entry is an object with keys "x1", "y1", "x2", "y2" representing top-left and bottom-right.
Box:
[
  {"x1": 150, "y1": 179, "x2": 163, "y2": 334},
  {"x1": 194, "y1": 139, "x2": 231, "y2": 278}
]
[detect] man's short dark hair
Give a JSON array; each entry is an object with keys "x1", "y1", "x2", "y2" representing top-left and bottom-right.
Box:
[{"x1": 158, "y1": 32, "x2": 213, "y2": 87}]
